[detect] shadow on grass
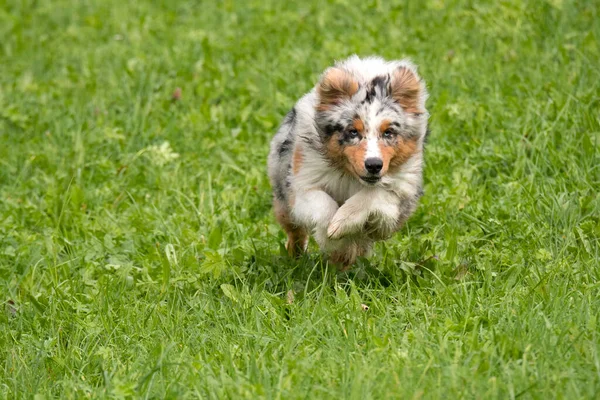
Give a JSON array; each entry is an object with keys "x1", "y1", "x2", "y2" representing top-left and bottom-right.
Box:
[{"x1": 236, "y1": 238, "x2": 442, "y2": 300}]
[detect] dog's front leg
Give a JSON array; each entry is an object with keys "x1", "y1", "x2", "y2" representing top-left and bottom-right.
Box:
[
  {"x1": 292, "y1": 190, "x2": 340, "y2": 249},
  {"x1": 327, "y1": 188, "x2": 400, "y2": 240}
]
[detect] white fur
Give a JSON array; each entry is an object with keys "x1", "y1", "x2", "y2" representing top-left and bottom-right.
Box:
[{"x1": 365, "y1": 136, "x2": 381, "y2": 159}]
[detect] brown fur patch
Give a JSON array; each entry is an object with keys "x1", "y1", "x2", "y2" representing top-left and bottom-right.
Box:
[
  {"x1": 325, "y1": 133, "x2": 367, "y2": 177},
  {"x1": 381, "y1": 137, "x2": 419, "y2": 174},
  {"x1": 325, "y1": 135, "x2": 344, "y2": 167},
  {"x1": 292, "y1": 146, "x2": 303, "y2": 175},
  {"x1": 391, "y1": 67, "x2": 422, "y2": 113},
  {"x1": 343, "y1": 141, "x2": 367, "y2": 177},
  {"x1": 273, "y1": 198, "x2": 308, "y2": 257},
  {"x1": 353, "y1": 118, "x2": 365, "y2": 133},
  {"x1": 317, "y1": 68, "x2": 359, "y2": 111},
  {"x1": 379, "y1": 120, "x2": 391, "y2": 134}
]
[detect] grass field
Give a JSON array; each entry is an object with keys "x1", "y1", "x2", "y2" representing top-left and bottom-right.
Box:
[{"x1": 1, "y1": 0, "x2": 599, "y2": 398}]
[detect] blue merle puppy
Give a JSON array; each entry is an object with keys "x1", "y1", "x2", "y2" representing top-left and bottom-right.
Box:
[{"x1": 268, "y1": 55, "x2": 429, "y2": 267}]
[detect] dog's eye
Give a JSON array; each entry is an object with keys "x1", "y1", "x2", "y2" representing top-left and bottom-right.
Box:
[
  {"x1": 348, "y1": 129, "x2": 359, "y2": 138},
  {"x1": 383, "y1": 129, "x2": 395, "y2": 139}
]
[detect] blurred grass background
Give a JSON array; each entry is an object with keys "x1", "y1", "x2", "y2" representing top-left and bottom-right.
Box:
[{"x1": 0, "y1": 0, "x2": 599, "y2": 398}]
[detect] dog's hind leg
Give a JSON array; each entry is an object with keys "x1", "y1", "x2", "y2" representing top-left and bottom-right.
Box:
[{"x1": 274, "y1": 198, "x2": 308, "y2": 257}]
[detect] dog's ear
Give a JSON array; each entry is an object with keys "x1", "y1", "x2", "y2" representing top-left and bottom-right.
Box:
[
  {"x1": 317, "y1": 68, "x2": 359, "y2": 111},
  {"x1": 390, "y1": 66, "x2": 426, "y2": 114}
]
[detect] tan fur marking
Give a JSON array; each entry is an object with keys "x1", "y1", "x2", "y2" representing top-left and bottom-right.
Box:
[
  {"x1": 343, "y1": 141, "x2": 367, "y2": 177},
  {"x1": 325, "y1": 134, "x2": 344, "y2": 166},
  {"x1": 353, "y1": 118, "x2": 365, "y2": 133},
  {"x1": 383, "y1": 137, "x2": 419, "y2": 174},
  {"x1": 292, "y1": 146, "x2": 303, "y2": 175},
  {"x1": 379, "y1": 144, "x2": 395, "y2": 175},
  {"x1": 391, "y1": 67, "x2": 422, "y2": 113},
  {"x1": 379, "y1": 120, "x2": 391, "y2": 134},
  {"x1": 317, "y1": 68, "x2": 359, "y2": 111},
  {"x1": 325, "y1": 133, "x2": 367, "y2": 177}
]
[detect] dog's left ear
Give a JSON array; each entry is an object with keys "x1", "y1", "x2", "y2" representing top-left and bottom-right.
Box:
[{"x1": 390, "y1": 66, "x2": 426, "y2": 114}]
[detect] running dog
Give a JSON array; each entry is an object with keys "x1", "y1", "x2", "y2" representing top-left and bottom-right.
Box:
[{"x1": 268, "y1": 55, "x2": 429, "y2": 267}]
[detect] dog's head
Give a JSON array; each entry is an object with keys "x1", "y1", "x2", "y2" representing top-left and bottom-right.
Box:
[{"x1": 315, "y1": 57, "x2": 428, "y2": 185}]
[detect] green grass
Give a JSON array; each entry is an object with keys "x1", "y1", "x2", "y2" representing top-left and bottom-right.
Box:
[{"x1": 1, "y1": 0, "x2": 599, "y2": 398}]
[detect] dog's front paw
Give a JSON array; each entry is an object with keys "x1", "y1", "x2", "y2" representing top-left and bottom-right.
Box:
[
  {"x1": 327, "y1": 214, "x2": 353, "y2": 240},
  {"x1": 327, "y1": 205, "x2": 367, "y2": 240}
]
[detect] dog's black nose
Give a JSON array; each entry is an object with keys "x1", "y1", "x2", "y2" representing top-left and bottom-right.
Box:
[{"x1": 365, "y1": 158, "x2": 383, "y2": 174}]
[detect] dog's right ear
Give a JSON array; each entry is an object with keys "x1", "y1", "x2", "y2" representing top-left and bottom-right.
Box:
[
  {"x1": 316, "y1": 68, "x2": 359, "y2": 111},
  {"x1": 390, "y1": 65, "x2": 427, "y2": 114}
]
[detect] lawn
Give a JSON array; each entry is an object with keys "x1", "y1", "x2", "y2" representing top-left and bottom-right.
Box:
[{"x1": 1, "y1": 0, "x2": 599, "y2": 398}]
